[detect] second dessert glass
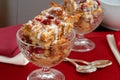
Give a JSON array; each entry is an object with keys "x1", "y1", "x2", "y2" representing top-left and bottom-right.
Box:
[
  {"x1": 72, "y1": 12, "x2": 103, "y2": 52},
  {"x1": 63, "y1": 0, "x2": 103, "y2": 52},
  {"x1": 16, "y1": 29, "x2": 75, "y2": 80}
]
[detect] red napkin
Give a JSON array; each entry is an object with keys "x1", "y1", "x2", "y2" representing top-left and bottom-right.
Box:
[
  {"x1": 0, "y1": 25, "x2": 21, "y2": 57},
  {"x1": 114, "y1": 31, "x2": 120, "y2": 52}
]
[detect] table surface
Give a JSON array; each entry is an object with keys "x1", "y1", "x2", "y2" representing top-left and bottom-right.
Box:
[{"x1": 0, "y1": 25, "x2": 120, "y2": 80}]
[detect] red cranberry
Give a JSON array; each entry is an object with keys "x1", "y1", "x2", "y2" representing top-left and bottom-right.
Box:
[
  {"x1": 80, "y1": 4, "x2": 87, "y2": 10},
  {"x1": 29, "y1": 47, "x2": 44, "y2": 54},
  {"x1": 42, "y1": 19, "x2": 51, "y2": 25},
  {"x1": 34, "y1": 47, "x2": 44, "y2": 53},
  {"x1": 35, "y1": 18, "x2": 42, "y2": 22},
  {"x1": 47, "y1": 15, "x2": 54, "y2": 19},
  {"x1": 55, "y1": 20, "x2": 60, "y2": 25},
  {"x1": 96, "y1": 0, "x2": 101, "y2": 6}
]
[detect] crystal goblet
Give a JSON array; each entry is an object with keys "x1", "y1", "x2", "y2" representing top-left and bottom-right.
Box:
[
  {"x1": 72, "y1": 12, "x2": 103, "y2": 52},
  {"x1": 16, "y1": 29, "x2": 75, "y2": 80}
]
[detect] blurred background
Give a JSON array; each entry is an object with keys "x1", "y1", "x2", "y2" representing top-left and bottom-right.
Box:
[{"x1": 0, "y1": 0, "x2": 62, "y2": 27}]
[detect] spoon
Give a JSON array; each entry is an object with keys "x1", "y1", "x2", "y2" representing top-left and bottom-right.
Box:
[
  {"x1": 65, "y1": 58, "x2": 97, "y2": 73},
  {"x1": 67, "y1": 58, "x2": 112, "y2": 68}
]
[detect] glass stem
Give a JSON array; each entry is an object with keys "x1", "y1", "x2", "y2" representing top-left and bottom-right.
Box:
[
  {"x1": 77, "y1": 34, "x2": 85, "y2": 40},
  {"x1": 42, "y1": 67, "x2": 51, "y2": 73}
]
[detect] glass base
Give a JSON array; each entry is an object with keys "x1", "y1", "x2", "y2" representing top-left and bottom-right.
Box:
[
  {"x1": 72, "y1": 38, "x2": 95, "y2": 52},
  {"x1": 27, "y1": 68, "x2": 65, "y2": 80}
]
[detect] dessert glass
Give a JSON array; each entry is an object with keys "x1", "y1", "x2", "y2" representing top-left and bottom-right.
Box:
[
  {"x1": 72, "y1": 13, "x2": 103, "y2": 52},
  {"x1": 16, "y1": 28, "x2": 75, "y2": 80}
]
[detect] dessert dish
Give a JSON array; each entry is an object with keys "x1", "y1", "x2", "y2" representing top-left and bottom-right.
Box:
[
  {"x1": 19, "y1": 2, "x2": 74, "y2": 67},
  {"x1": 64, "y1": 0, "x2": 103, "y2": 33},
  {"x1": 64, "y1": 0, "x2": 103, "y2": 52}
]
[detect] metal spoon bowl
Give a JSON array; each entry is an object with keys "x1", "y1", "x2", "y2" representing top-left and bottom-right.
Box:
[
  {"x1": 65, "y1": 58, "x2": 97, "y2": 73},
  {"x1": 69, "y1": 58, "x2": 112, "y2": 68},
  {"x1": 76, "y1": 65, "x2": 97, "y2": 73},
  {"x1": 90, "y1": 60, "x2": 112, "y2": 68}
]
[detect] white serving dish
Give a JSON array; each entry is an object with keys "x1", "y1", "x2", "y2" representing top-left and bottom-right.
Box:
[{"x1": 99, "y1": 0, "x2": 120, "y2": 31}]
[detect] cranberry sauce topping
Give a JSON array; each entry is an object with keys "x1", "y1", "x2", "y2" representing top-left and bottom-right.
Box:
[
  {"x1": 96, "y1": 0, "x2": 101, "y2": 6},
  {"x1": 42, "y1": 19, "x2": 51, "y2": 25},
  {"x1": 34, "y1": 7, "x2": 63, "y2": 26},
  {"x1": 29, "y1": 46, "x2": 44, "y2": 54},
  {"x1": 47, "y1": 15, "x2": 54, "y2": 19},
  {"x1": 35, "y1": 18, "x2": 42, "y2": 22},
  {"x1": 55, "y1": 19, "x2": 60, "y2": 25}
]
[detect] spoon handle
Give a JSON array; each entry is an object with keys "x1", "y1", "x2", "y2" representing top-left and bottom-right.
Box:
[
  {"x1": 65, "y1": 58, "x2": 89, "y2": 65},
  {"x1": 65, "y1": 58, "x2": 80, "y2": 67},
  {"x1": 70, "y1": 58, "x2": 89, "y2": 64}
]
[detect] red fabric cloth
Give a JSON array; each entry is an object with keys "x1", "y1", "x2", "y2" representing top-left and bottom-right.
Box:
[
  {"x1": 0, "y1": 26, "x2": 120, "y2": 80},
  {"x1": 0, "y1": 25, "x2": 21, "y2": 57},
  {"x1": 114, "y1": 31, "x2": 120, "y2": 52}
]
